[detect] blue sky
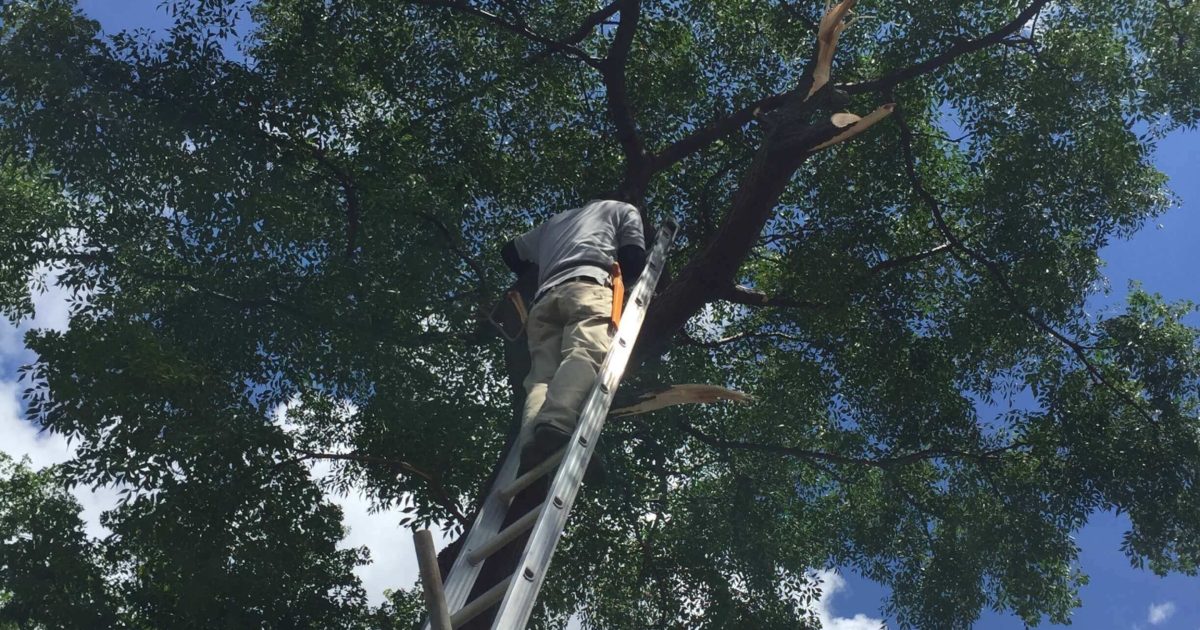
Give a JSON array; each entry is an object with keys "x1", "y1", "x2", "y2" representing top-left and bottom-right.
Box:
[{"x1": 4, "y1": 2, "x2": 1197, "y2": 628}]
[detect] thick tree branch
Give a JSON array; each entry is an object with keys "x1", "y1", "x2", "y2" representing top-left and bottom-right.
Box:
[
  {"x1": 641, "y1": 2, "x2": 891, "y2": 353},
  {"x1": 892, "y1": 104, "x2": 1158, "y2": 425},
  {"x1": 603, "y1": 0, "x2": 648, "y2": 195},
  {"x1": 650, "y1": 92, "x2": 792, "y2": 172},
  {"x1": 839, "y1": 0, "x2": 1052, "y2": 94}
]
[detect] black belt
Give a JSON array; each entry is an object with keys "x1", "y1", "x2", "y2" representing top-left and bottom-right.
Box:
[{"x1": 561, "y1": 276, "x2": 603, "y2": 286}]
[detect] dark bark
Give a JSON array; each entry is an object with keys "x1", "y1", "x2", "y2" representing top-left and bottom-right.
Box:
[{"x1": 638, "y1": 87, "x2": 852, "y2": 357}]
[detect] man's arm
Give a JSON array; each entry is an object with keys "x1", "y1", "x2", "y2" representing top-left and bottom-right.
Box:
[
  {"x1": 502, "y1": 224, "x2": 541, "y2": 276},
  {"x1": 617, "y1": 244, "x2": 645, "y2": 284},
  {"x1": 501, "y1": 240, "x2": 533, "y2": 275},
  {"x1": 615, "y1": 203, "x2": 646, "y2": 284}
]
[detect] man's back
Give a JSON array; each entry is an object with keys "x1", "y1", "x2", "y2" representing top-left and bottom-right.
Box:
[{"x1": 514, "y1": 200, "x2": 643, "y2": 298}]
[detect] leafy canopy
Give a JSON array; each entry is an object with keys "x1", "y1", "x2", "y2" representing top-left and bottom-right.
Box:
[{"x1": 0, "y1": 0, "x2": 1198, "y2": 627}]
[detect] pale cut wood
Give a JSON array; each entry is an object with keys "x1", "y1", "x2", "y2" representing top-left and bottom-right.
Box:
[
  {"x1": 810, "y1": 103, "x2": 896, "y2": 152},
  {"x1": 808, "y1": 0, "x2": 858, "y2": 100},
  {"x1": 831, "y1": 112, "x2": 862, "y2": 128}
]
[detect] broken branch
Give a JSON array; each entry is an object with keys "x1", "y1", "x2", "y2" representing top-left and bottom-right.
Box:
[
  {"x1": 809, "y1": 103, "x2": 895, "y2": 152},
  {"x1": 808, "y1": 0, "x2": 858, "y2": 99}
]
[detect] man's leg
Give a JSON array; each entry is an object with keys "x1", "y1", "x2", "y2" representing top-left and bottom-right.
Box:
[
  {"x1": 531, "y1": 283, "x2": 613, "y2": 431},
  {"x1": 521, "y1": 296, "x2": 563, "y2": 428}
]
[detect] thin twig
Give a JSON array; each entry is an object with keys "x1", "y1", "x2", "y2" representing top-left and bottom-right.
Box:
[
  {"x1": 892, "y1": 103, "x2": 1158, "y2": 425},
  {"x1": 839, "y1": 0, "x2": 1052, "y2": 94},
  {"x1": 290, "y1": 448, "x2": 469, "y2": 525},
  {"x1": 401, "y1": 0, "x2": 602, "y2": 68},
  {"x1": 677, "y1": 420, "x2": 1025, "y2": 469},
  {"x1": 719, "y1": 284, "x2": 827, "y2": 309}
]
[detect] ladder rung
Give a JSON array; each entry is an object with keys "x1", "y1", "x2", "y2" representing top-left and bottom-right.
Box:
[
  {"x1": 467, "y1": 502, "x2": 544, "y2": 566},
  {"x1": 449, "y1": 575, "x2": 513, "y2": 629},
  {"x1": 499, "y1": 448, "x2": 564, "y2": 500}
]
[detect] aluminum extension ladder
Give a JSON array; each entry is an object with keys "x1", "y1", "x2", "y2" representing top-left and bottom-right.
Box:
[{"x1": 415, "y1": 219, "x2": 678, "y2": 630}]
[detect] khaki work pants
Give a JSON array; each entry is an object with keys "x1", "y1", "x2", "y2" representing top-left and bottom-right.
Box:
[{"x1": 521, "y1": 280, "x2": 613, "y2": 433}]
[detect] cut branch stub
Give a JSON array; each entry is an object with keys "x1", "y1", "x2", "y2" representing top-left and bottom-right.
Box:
[
  {"x1": 830, "y1": 112, "x2": 862, "y2": 128},
  {"x1": 808, "y1": 0, "x2": 858, "y2": 100},
  {"x1": 810, "y1": 103, "x2": 895, "y2": 152}
]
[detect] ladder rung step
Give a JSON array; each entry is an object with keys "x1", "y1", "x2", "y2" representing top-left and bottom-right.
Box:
[
  {"x1": 449, "y1": 575, "x2": 513, "y2": 629},
  {"x1": 499, "y1": 448, "x2": 564, "y2": 500},
  {"x1": 467, "y1": 502, "x2": 545, "y2": 566}
]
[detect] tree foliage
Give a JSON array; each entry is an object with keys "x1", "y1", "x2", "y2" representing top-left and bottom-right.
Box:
[{"x1": 1, "y1": 0, "x2": 1198, "y2": 627}]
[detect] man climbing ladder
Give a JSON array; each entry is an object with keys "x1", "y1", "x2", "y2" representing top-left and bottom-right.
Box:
[
  {"x1": 415, "y1": 203, "x2": 677, "y2": 630},
  {"x1": 501, "y1": 199, "x2": 646, "y2": 471}
]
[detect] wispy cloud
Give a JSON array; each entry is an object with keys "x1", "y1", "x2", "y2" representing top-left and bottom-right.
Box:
[{"x1": 1147, "y1": 601, "x2": 1176, "y2": 625}]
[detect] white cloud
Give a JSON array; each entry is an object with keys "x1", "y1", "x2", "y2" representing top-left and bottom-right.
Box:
[
  {"x1": 312, "y1": 456, "x2": 453, "y2": 606},
  {"x1": 813, "y1": 570, "x2": 887, "y2": 630},
  {"x1": 273, "y1": 399, "x2": 447, "y2": 606},
  {"x1": 0, "y1": 273, "x2": 118, "y2": 538},
  {"x1": 1148, "y1": 601, "x2": 1176, "y2": 625},
  {"x1": 327, "y1": 483, "x2": 430, "y2": 604},
  {"x1": 0, "y1": 378, "x2": 122, "y2": 539},
  {"x1": 0, "y1": 379, "x2": 71, "y2": 469},
  {"x1": 28, "y1": 268, "x2": 72, "y2": 333}
]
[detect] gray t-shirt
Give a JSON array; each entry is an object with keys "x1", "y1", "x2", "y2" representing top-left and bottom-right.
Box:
[{"x1": 514, "y1": 200, "x2": 645, "y2": 300}]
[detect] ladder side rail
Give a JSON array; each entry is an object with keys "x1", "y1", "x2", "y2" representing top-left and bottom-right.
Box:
[
  {"x1": 490, "y1": 220, "x2": 678, "y2": 629},
  {"x1": 422, "y1": 444, "x2": 524, "y2": 630}
]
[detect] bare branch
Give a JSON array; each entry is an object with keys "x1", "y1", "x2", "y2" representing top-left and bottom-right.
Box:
[
  {"x1": 809, "y1": 0, "x2": 858, "y2": 99},
  {"x1": 719, "y1": 284, "x2": 826, "y2": 309},
  {"x1": 402, "y1": 0, "x2": 602, "y2": 68},
  {"x1": 839, "y1": 0, "x2": 1052, "y2": 94},
  {"x1": 646, "y1": 1, "x2": 863, "y2": 173},
  {"x1": 290, "y1": 448, "x2": 469, "y2": 526},
  {"x1": 808, "y1": 103, "x2": 895, "y2": 152},
  {"x1": 866, "y1": 242, "x2": 951, "y2": 274},
  {"x1": 677, "y1": 420, "x2": 1024, "y2": 469}
]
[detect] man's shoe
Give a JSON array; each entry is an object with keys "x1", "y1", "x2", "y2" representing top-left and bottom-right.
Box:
[{"x1": 519, "y1": 423, "x2": 607, "y2": 484}]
